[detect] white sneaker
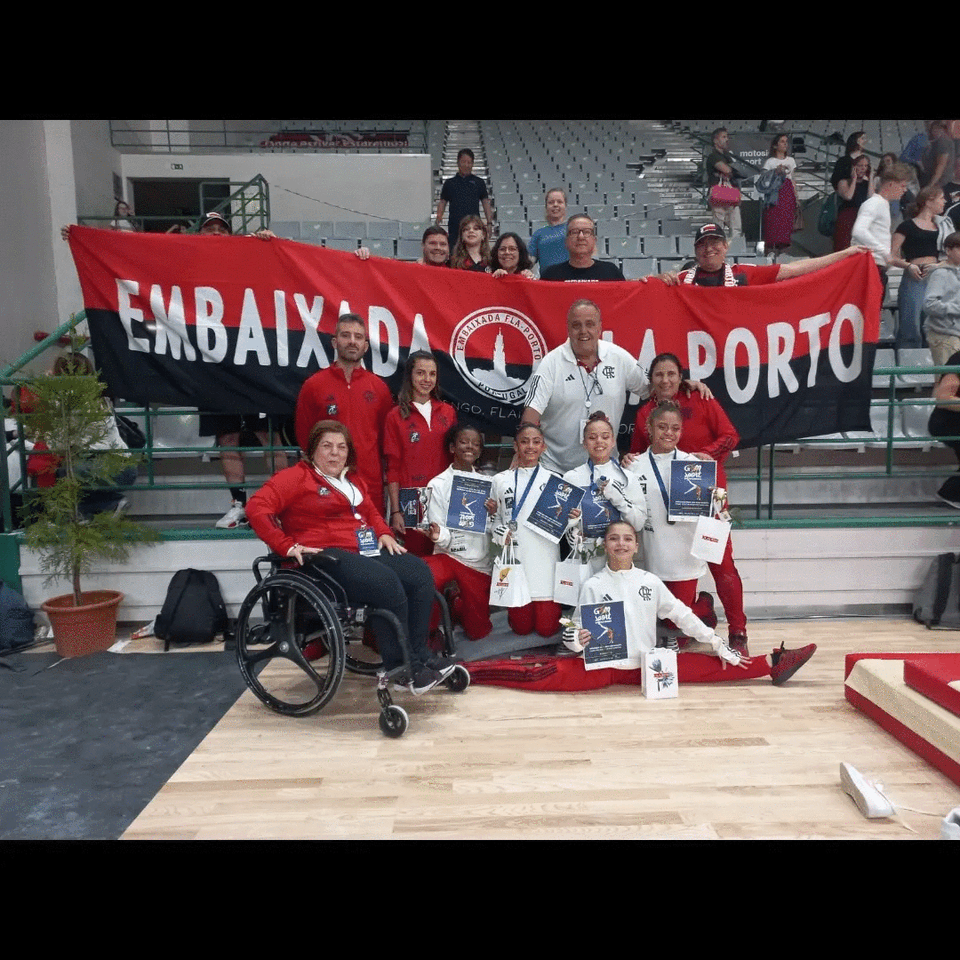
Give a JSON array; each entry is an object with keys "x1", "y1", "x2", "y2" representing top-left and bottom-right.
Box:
[
  {"x1": 216, "y1": 500, "x2": 248, "y2": 529},
  {"x1": 840, "y1": 762, "x2": 895, "y2": 819}
]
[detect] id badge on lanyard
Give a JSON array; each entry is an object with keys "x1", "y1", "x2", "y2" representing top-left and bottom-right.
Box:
[{"x1": 357, "y1": 525, "x2": 380, "y2": 556}]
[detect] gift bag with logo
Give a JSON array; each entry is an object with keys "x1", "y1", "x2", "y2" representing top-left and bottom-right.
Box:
[
  {"x1": 641, "y1": 648, "x2": 678, "y2": 700},
  {"x1": 553, "y1": 558, "x2": 593, "y2": 606},
  {"x1": 691, "y1": 515, "x2": 730, "y2": 565},
  {"x1": 489, "y1": 540, "x2": 531, "y2": 608}
]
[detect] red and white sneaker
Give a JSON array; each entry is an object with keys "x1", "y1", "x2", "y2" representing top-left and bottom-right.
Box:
[{"x1": 216, "y1": 500, "x2": 248, "y2": 529}]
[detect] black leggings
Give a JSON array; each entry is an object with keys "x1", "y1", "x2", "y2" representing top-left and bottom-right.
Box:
[{"x1": 307, "y1": 549, "x2": 434, "y2": 671}]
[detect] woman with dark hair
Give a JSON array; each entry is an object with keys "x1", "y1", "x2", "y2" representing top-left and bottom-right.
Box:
[
  {"x1": 383, "y1": 350, "x2": 457, "y2": 555},
  {"x1": 245, "y1": 420, "x2": 456, "y2": 693},
  {"x1": 626, "y1": 353, "x2": 746, "y2": 652},
  {"x1": 761, "y1": 134, "x2": 797, "y2": 254},
  {"x1": 490, "y1": 233, "x2": 535, "y2": 278},
  {"x1": 450, "y1": 215, "x2": 491, "y2": 271},
  {"x1": 422, "y1": 423, "x2": 495, "y2": 640},
  {"x1": 111, "y1": 200, "x2": 138, "y2": 232},
  {"x1": 562, "y1": 411, "x2": 648, "y2": 574},
  {"x1": 890, "y1": 185, "x2": 948, "y2": 349},
  {"x1": 490, "y1": 421, "x2": 579, "y2": 638},
  {"x1": 833, "y1": 153, "x2": 874, "y2": 251}
]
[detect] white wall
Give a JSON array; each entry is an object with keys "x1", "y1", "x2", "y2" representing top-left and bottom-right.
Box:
[
  {"x1": 0, "y1": 120, "x2": 84, "y2": 373},
  {"x1": 119, "y1": 151, "x2": 433, "y2": 224}
]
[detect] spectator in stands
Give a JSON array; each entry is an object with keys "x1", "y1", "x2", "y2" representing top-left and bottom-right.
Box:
[
  {"x1": 528, "y1": 188, "x2": 568, "y2": 274},
  {"x1": 450, "y1": 216, "x2": 491, "y2": 271},
  {"x1": 921, "y1": 121, "x2": 955, "y2": 192},
  {"x1": 490, "y1": 232, "x2": 535, "y2": 278},
  {"x1": 851, "y1": 161, "x2": 914, "y2": 312},
  {"x1": 294, "y1": 313, "x2": 393, "y2": 512},
  {"x1": 891, "y1": 186, "x2": 949, "y2": 352},
  {"x1": 928, "y1": 349, "x2": 960, "y2": 507},
  {"x1": 191, "y1": 212, "x2": 288, "y2": 528},
  {"x1": 354, "y1": 226, "x2": 450, "y2": 266},
  {"x1": 660, "y1": 223, "x2": 867, "y2": 287},
  {"x1": 705, "y1": 127, "x2": 744, "y2": 241},
  {"x1": 901, "y1": 123, "x2": 931, "y2": 169},
  {"x1": 435, "y1": 148, "x2": 494, "y2": 244},
  {"x1": 875, "y1": 153, "x2": 904, "y2": 220},
  {"x1": 761, "y1": 134, "x2": 798, "y2": 256},
  {"x1": 419, "y1": 226, "x2": 450, "y2": 266},
  {"x1": 831, "y1": 130, "x2": 867, "y2": 184},
  {"x1": 923, "y1": 232, "x2": 960, "y2": 369},
  {"x1": 111, "y1": 201, "x2": 137, "y2": 232},
  {"x1": 833, "y1": 155, "x2": 874, "y2": 252},
  {"x1": 540, "y1": 215, "x2": 625, "y2": 282}
]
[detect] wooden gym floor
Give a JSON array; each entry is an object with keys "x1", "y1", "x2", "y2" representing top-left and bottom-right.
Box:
[{"x1": 118, "y1": 618, "x2": 959, "y2": 840}]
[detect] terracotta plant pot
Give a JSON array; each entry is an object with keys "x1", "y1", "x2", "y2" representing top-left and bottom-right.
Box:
[{"x1": 41, "y1": 590, "x2": 124, "y2": 658}]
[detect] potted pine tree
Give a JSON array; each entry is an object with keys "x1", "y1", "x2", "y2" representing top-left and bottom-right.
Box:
[{"x1": 18, "y1": 354, "x2": 158, "y2": 656}]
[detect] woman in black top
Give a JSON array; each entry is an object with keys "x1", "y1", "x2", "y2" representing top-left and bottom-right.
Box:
[{"x1": 891, "y1": 186, "x2": 948, "y2": 349}]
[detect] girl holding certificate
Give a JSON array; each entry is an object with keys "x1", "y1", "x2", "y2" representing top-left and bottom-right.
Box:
[
  {"x1": 625, "y1": 401, "x2": 720, "y2": 629},
  {"x1": 563, "y1": 412, "x2": 649, "y2": 574},
  {"x1": 550, "y1": 522, "x2": 814, "y2": 688},
  {"x1": 628, "y1": 353, "x2": 747, "y2": 653},
  {"x1": 384, "y1": 351, "x2": 458, "y2": 557},
  {"x1": 424, "y1": 425, "x2": 494, "y2": 641},
  {"x1": 490, "y1": 422, "x2": 578, "y2": 637}
]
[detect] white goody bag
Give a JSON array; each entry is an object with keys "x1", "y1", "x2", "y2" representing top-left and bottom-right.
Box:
[
  {"x1": 691, "y1": 515, "x2": 730, "y2": 565},
  {"x1": 641, "y1": 648, "x2": 679, "y2": 699},
  {"x1": 489, "y1": 540, "x2": 532, "y2": 608}
]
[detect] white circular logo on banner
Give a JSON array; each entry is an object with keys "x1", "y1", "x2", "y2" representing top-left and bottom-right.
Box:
[{"x1": 450, "y1": 307, "x2": 547, "y2": 403}]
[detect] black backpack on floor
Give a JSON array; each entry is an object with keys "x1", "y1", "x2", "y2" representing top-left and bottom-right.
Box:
[
  {"x1": 155, "y1": 569, "x2": 229, "y2": 650},
  {"x1": 913, "y1": 553, "x2": 960, "y2": 629}
]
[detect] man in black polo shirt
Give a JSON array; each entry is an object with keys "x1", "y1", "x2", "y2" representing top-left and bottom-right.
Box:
[
  {"x1": 435, "y1": 148, "x2": 494, "y2": 244},
  {"x1": 540, "y1": 214, "x2": 626, "y2": 282}
]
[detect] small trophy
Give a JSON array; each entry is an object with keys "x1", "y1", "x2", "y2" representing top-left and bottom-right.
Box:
[{"x1": 399, "y1": 486, "x2": 431, "y2": 530}]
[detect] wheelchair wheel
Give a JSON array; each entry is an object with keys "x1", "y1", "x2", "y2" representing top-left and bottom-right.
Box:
[
  {"x1": 445, "y1": 664, "x2": 471, "y2": 693},
  {"x1": 236, "y1": 571, "x2": 346, "y2": 717},
  {"x1": 379, "y1": 704, "x2": 409, "y2": 738},
  {"x1": 344, "y1": 625, "x2": 383, "y2": 677}
]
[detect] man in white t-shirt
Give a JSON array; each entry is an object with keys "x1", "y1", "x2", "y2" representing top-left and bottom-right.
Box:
[{"x1": 851, "y1": 161, "x2": 913, "y2": 299}]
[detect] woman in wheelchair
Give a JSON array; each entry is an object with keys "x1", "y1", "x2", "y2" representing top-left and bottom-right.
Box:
[{"x1": 245, "y1": 420, "x2": 457, "y2": 694}]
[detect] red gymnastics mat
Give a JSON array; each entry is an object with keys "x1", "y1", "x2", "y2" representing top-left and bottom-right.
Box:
[
  {"x1": 903, "y1": 654, "x2": 960, "y2": 719},
  {"x1": 844, "y1": 653, "x2": 960, "y2": 788}
]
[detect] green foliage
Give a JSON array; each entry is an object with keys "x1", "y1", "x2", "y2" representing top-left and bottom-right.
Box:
[{"x1": 19, "y1": 364, "x2": 159, "y2": 605}]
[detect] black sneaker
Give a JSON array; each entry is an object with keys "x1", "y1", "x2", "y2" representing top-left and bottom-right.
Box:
[
  {"x1": 411, "y1": 665, "x2": 443, "y2": 695},
  {"x1": 425, "y1": 655, "x2": 457, "y2": 680}
]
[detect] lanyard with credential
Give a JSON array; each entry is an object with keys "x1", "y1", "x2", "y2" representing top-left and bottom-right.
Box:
[
  {"x1": 589, "y1": 458, "x2": 626, "y2": 492},
  {"x1": 648, "y1": 451, "x2": 677, "y2": 525},
  {"x1": 511, "y1": 465, "x2": 541, "y2": 531},
  {"x1": 578, "y1": 364, "x2": 603, "y2": 410}
]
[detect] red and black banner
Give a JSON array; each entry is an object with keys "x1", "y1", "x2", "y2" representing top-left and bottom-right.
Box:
[{"x1": 68, "y1": 227, "x2": 881, "y2": 449}]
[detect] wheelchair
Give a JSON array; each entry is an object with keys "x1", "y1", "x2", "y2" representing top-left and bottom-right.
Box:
[{"x1": 234, "y1": 553, "x2": 470, "y2": 737}]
